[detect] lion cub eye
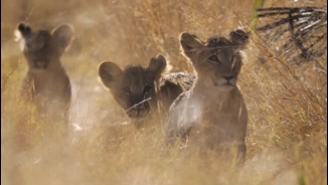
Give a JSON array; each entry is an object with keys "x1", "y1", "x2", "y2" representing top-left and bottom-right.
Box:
[
  {"x1": 122, "y1": 87, "x2": 131, "y2": 95},
  {"x1": 143, "y1": 85, "x2": 152, "y2": 94},
  {"x1": 209, "y1": 55, "x2": 220, "y2": 64}
]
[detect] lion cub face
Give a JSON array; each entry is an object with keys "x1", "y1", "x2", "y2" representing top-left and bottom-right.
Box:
[
  {"x1": 16, "y1": 23, "x2": 74, "y2": 71},
  {"x1": 98, "y1": 55, "x2": 167, "y2": 119},
  {"x1": 180, "y1": 30, "x2": 249, "y2": 91}
]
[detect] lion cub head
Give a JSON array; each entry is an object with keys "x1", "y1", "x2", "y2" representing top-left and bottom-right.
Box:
[
  {"x1": 98, "y1": 55, "x2": 167, "y2": 119},
  {"x1": 16, "y1": 23, "x2": 74, "y2": 71},
  {"x1": 180, "y1": 30, "x2": 249, "y2": 91}
]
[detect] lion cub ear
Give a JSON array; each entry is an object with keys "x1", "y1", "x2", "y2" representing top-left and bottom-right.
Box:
[
  {"x1": 98, "y1": 61, "x2": 123, "y2": 89},
  {"x1": 17, "y1": 23, "x2": 32, "y2": 37},
  {"x1": 52, "y1": 24, "x2": 74, "y2": 53},
  {"x1": 229, "y1": 29, "x2": 249, "y2": 49},
  {"x1": 148, "y1": 54, "x2": 167, "y2": 78},
  {"x1": 179, "y1": 32, "x2": 204, "y2": 59}
]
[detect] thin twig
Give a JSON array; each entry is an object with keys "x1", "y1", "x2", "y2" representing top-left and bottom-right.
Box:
[
  {"x1": 1, "y1": 64, "x2": 20, "y2": 94},
  {"x1": 125, "y1": 97, "x2": 152, "y2": 113}
]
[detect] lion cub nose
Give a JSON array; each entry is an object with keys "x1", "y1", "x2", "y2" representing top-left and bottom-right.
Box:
[{"x1": 224, "y1": 76, "x2": 234, "y2": 81}]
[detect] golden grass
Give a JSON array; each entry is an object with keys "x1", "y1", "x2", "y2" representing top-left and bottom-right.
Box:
[{"x1": 1, "y1": 0, "x2": 327, "y2": 184}]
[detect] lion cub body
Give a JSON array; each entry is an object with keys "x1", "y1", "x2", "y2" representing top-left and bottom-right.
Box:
[
  {"x1": 166, "y1": 30, "x2": 249, "y2": 161},
  {"x1": 99, "y1": 55, "x2": 195, "y2": 128},
  {"x1": 17, "y1": 23, "x2": 74, "y2": 129}
]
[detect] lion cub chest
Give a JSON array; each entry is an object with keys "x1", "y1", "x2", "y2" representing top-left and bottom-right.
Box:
[
  {"x1": 23, "y1": 69, "x2": 71, "y2": 106},
  {"x1": 189, "y1": 89, "x2": 248, "y2": 146}
]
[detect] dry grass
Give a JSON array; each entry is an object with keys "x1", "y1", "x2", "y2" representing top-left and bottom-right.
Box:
[{"x1": 1, "y1": 0, "x2": 327, "y2": 185}]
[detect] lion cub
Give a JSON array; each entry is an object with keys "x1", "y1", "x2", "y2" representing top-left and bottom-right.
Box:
[
  {"x1": 166, "y1": 30, "x2": 249, "y2": 162},
  {"x1": 98, "y1": 54, "x2": 195, "y2": 129},
  {"x1": 16, "y1": 23, "x2": 74, "y2": 130}
]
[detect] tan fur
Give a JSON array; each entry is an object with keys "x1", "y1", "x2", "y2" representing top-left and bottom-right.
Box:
[
  {"x1": 98, "y1": 54, "x2": 195, "y2": 129},
  {"x1": 165, "y1": 30, "x2": 249, "y2": 162},
  {"x1": 17, "y1": 23, "x2": 74, "y2": 133}
]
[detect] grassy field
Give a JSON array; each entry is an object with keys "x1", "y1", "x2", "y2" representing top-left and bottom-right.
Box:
[{"x1": 1, "y1": 0, "x2": 327, "y2": 184}]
